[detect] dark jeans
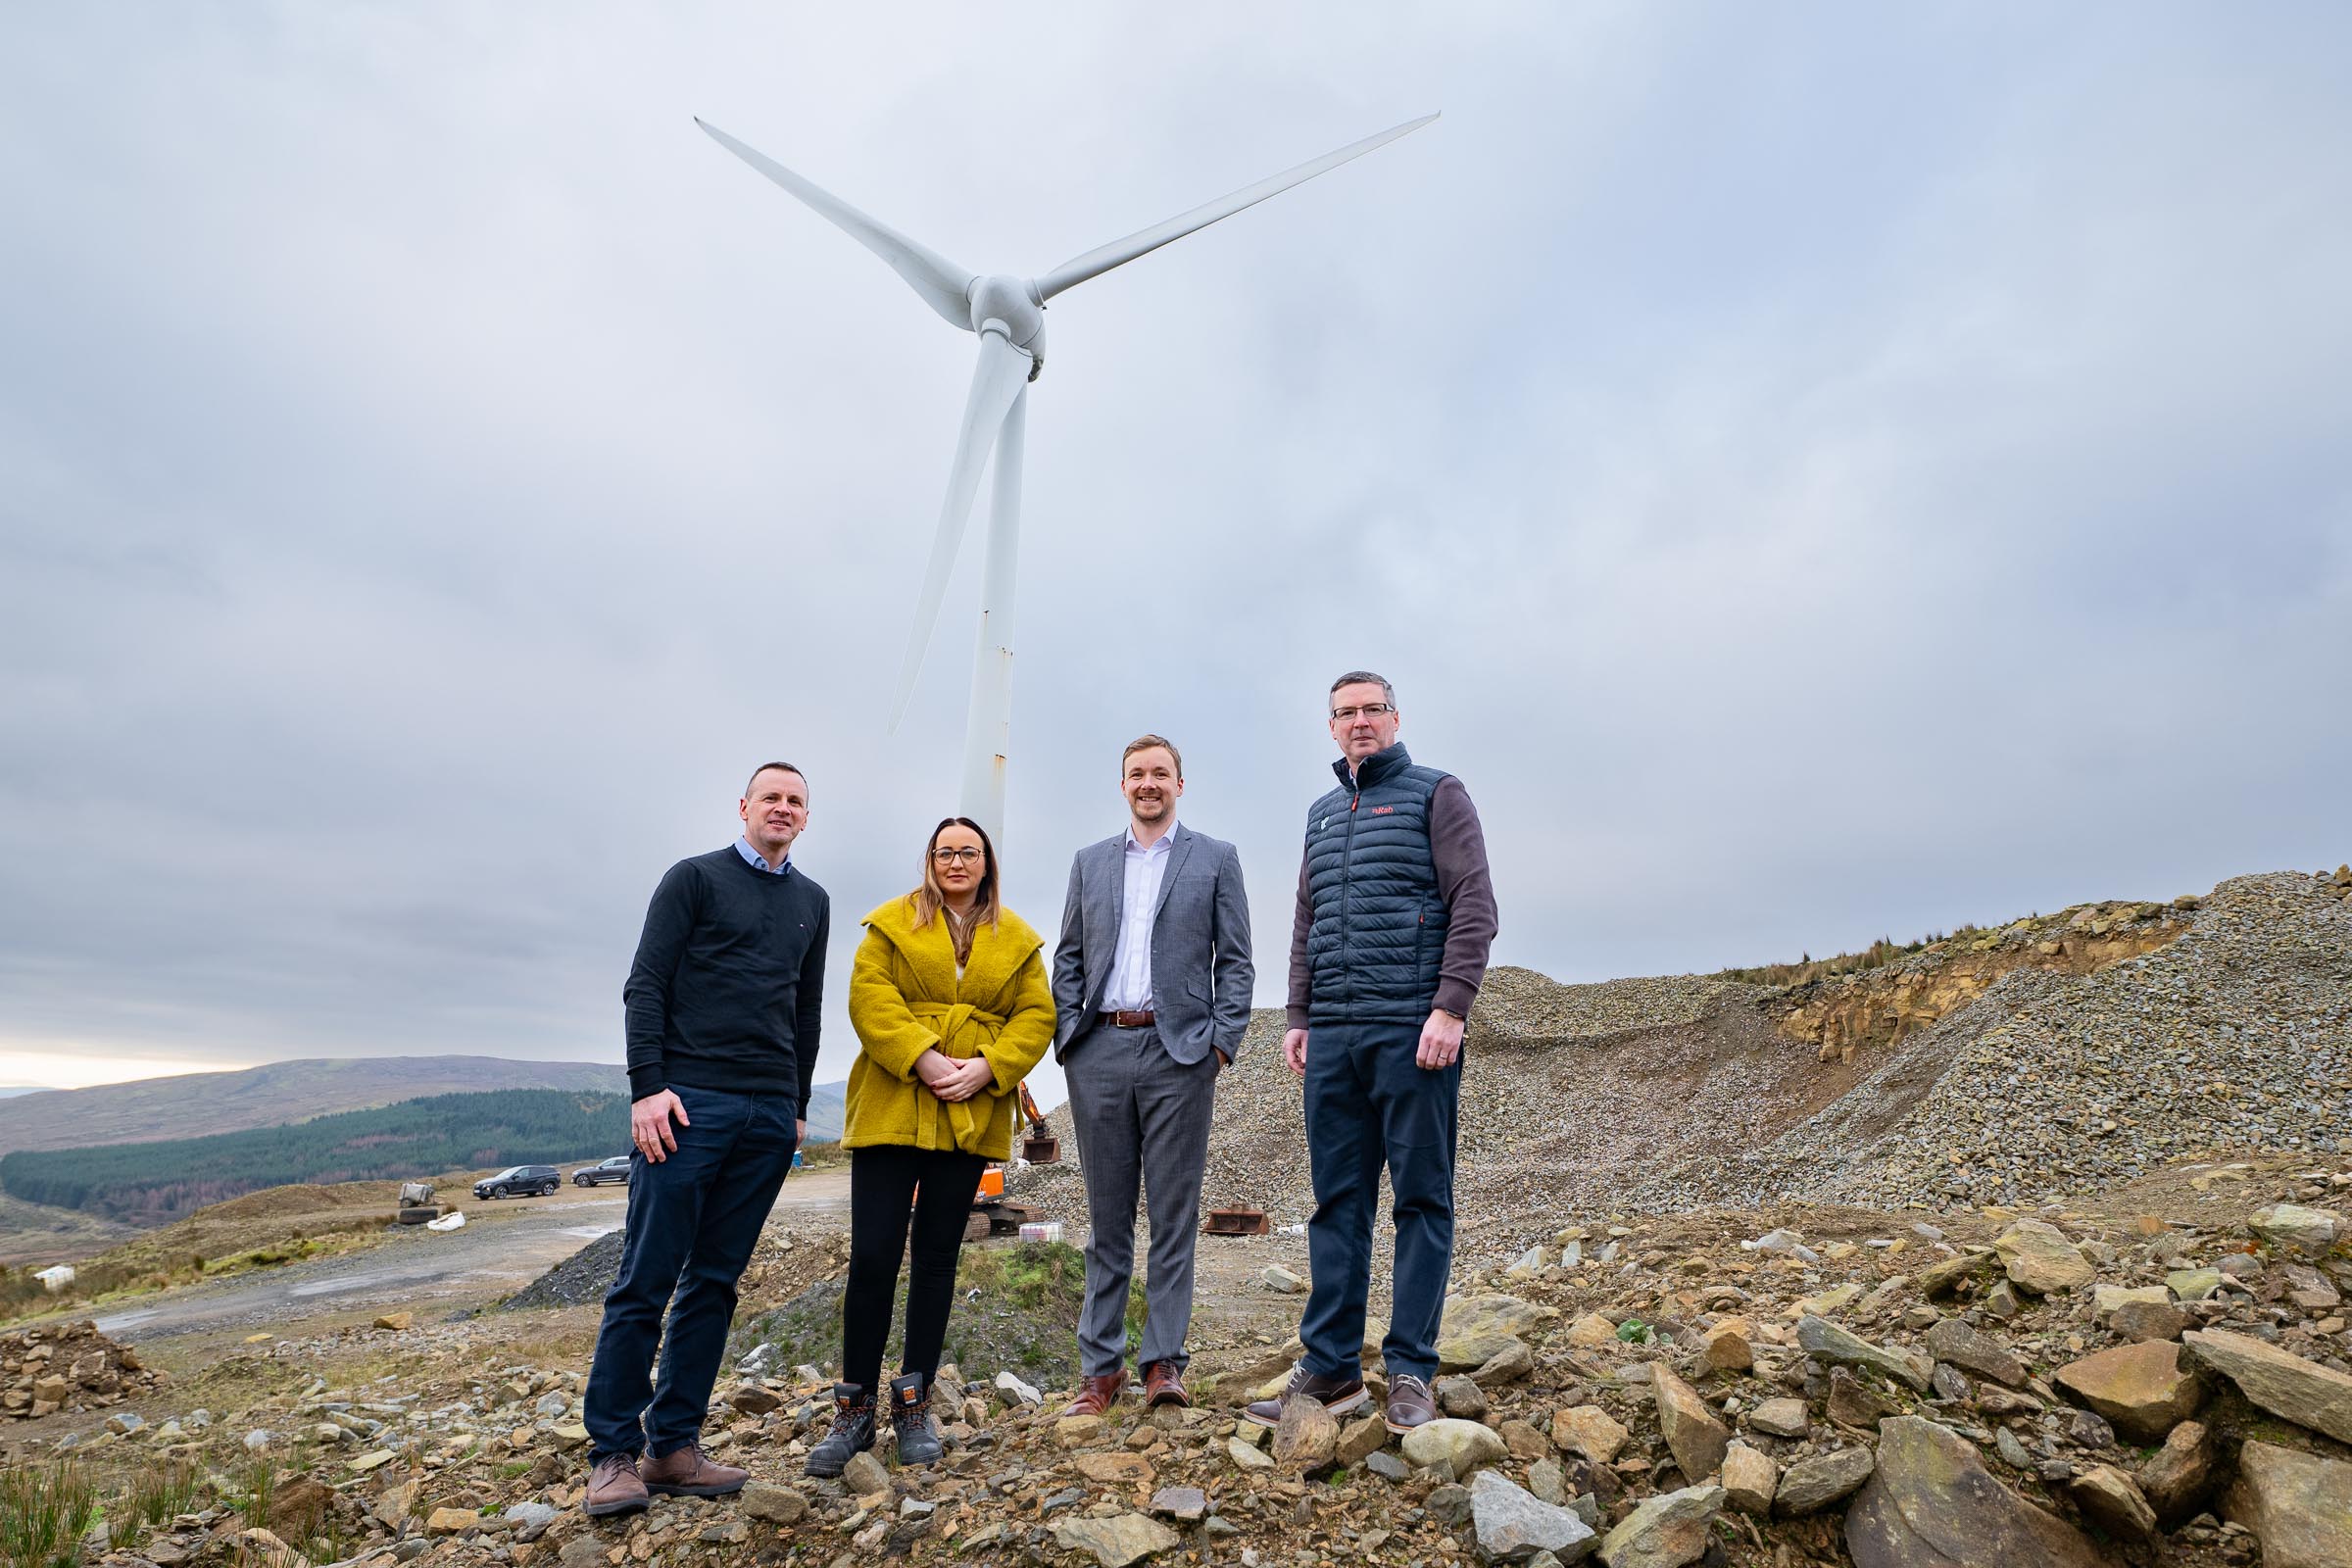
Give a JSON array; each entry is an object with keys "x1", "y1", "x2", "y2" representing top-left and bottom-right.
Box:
[
  {"x1": 584, "y1": 1084, "x2": 798, "y2": 1460},
  {"x1": 1298, "y1": 1018, "x2": 1460, "y2": 1383},
  {"x1": 842, "y1": 1144, "x2": 987, "y2": 1394}
]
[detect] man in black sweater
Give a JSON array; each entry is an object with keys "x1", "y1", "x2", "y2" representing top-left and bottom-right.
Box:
[{"x1": 584, "y1": 762, "x2": 830, "y2": 1517}]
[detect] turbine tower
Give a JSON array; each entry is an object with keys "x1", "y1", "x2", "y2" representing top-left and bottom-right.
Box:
[{"x1": 697, "y1": 112, "x2": 1437, "y2": 843}]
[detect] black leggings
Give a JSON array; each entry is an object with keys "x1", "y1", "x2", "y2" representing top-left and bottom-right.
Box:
[{"x1": 842, "y1": 1144, "x2": 988, "y2": 1395}]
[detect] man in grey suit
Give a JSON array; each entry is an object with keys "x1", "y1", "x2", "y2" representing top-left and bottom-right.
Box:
[{"x1": 1052, "y1": 734, "x2": 1253, "y2": 1414}]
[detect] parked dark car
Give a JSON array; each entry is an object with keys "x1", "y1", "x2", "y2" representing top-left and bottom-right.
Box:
[
  {"x1": 572, "y1": 1155, "x2": 632, "y2": 1188},
  {"x1": 474, "y1": 1164, "x2": 560, "y2": 1199}
]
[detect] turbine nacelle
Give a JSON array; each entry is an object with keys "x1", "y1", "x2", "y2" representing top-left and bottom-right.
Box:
[{"x1": 967, "y1": 272, "x2": 1046, "y2": 355}]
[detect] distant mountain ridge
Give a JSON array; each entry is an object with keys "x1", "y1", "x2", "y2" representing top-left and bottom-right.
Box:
[
  {"x1": 0, "y1": 1056, "x2": 627, "y2": 1156},
  {"x1": 0, "y1": 1056, "x2": 852, "y2": 1158}
]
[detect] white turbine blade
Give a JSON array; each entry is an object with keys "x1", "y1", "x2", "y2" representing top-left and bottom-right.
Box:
[
  {"x1": 891, "y1": 331, "x2": 1034, "y2": 728},
  {"x1": 1032, "y1": 113, "x2": 1438, "y2": 301},
  {"x1": 696, "y1": 118, "x2": 976, "y2": 329}
]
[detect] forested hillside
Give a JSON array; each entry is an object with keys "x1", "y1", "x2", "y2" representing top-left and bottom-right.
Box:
[{"x1": 0, "y1": 1089, "x2": 627, "y2": 1223}]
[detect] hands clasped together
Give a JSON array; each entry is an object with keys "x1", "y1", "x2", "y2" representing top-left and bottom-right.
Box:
[{"x1": 914, "y1": 1048, "x2": 995, "y2": 1102}]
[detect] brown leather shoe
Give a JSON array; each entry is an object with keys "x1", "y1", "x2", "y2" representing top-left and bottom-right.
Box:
[
  {"x1": 1242, "y1": 1364, "x2": 1369, "y2": 1428},
  {"x1": 1384, "y1": 1373, "x2": 1436, "y2": 1435},
  {"x1": 1142, "y1": 1359, "x2": 1190, "y2": 1408},
  {"x1": 1058, "y1": 1369, "x2": 1127, "y2": 1417},
  {"x1": 583, "y1": 1451, "x2": 650, "y2": 1517},
  {"x1": 639, "y1": 1443, "x2": 748, "y2": 1497}
]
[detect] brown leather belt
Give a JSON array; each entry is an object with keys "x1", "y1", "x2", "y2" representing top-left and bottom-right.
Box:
[{"x1": 1102, "y1": 1009, "x2": 1156, "y2": 1029}]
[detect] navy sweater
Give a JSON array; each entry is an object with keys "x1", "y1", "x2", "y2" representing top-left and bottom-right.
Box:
[{"x1": 622, "y1": 847, "x2": 829, "y2": 1105}]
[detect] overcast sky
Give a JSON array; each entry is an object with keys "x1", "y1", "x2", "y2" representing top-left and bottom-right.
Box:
[{"x1": 4, "y1": 5, "x2": 2348, "y2": 1101}]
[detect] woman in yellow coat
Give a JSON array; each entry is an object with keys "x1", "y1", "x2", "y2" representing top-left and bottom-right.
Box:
[{"x1": 805, "y1": 815, "x2": 1054, "y2": 1476}]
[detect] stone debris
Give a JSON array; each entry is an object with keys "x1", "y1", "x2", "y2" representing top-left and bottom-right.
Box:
[
  {"x1": 1719, "y1": 1441, "x2": 1776, "y2": 1515},
  {"x1": 1846, "y1": 1416, "x2": 2109, "y2": 1568},
  {"x1": 1992, "y1": 1219, "x2": 2097, "y2": 1296},
  {"x1": 2224, "y1": 1442, "x2": 2352, "y2": 1568},
  {"x1": 2051, "y1": 1339, "x2": 2206, "y2": 1444},
  {"x1": 1469, "y1": 1466, "x2": 1598, "y2": 1563},
  {"x1": 1, "y1": 1319, "x2": 169, "y2": 1420},
  {"x1": 15, "y1": 869, "x2": 2352, "y2": 1568},
  {"x1": 2185, "y1": 1327, "x2": 2352, "y2": 1446},
  {"x1": 1646, "y1": 1363, "x2": 1728, "y2": 1484},
  {"x1": 1774, "y1": 1444, "x2": 1875, "y2": 1517},
  {"x1": 1596, "y1": 1483, "x2": 1722, "y2": 1568}
]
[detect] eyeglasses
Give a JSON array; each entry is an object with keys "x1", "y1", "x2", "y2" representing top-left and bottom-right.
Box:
[
  {"x1": 1330, "y1": 703, "x2": 1396, "y2": 721},
  {"x1": 932, "y1": 847, "x2": 985, "y2": 865}
]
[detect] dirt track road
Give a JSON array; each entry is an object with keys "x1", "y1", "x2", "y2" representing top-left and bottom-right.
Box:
[{"x1": 89, "y1": 1170, "x2": 851, "y2": 1349}]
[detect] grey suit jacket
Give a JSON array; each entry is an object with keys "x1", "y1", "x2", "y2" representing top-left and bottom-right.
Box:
[{"x1": 1051, "y1": 822, "x2": 1254, "y2": 1064}]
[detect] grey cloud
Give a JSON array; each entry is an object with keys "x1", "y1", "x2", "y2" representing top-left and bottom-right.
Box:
[{"x1": 3, "y1": 5, "x2": 2348, "y2": 1102}]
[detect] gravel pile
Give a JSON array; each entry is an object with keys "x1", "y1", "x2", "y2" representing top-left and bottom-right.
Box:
[
  {"x1": 1742, "y1": 869, "x2": 2352, "y2": 1209},
  {"x1": 1013, "y1": 869, "x2": 2350, "y2": 1238},
  {"x1": 501, "y1": 1230, "x2": 626, "y2": 1311},
  {"x1": 1010, "y1": 970, "x2": 1767, "y2": 1228}
]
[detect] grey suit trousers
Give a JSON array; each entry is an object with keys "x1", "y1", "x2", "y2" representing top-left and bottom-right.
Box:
[{"x1": 1063, "y1": 1022, "x2": 1216, "y2": 1376}]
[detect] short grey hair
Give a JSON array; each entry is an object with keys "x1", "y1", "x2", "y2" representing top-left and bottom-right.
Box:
[{"x1": 1328, "y1": 669, "x2": 1396, "y2": 708}]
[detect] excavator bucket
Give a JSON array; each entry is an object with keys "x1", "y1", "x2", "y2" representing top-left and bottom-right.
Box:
[
  {"x1": 1203, "y1": 1206, "x2": 1270, "y2": 1237},
  {"x1": 1017, "y1": 1082, "x2": 1060, "y2": 1162}
]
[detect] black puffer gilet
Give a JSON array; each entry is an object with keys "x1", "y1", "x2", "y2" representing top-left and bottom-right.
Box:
[{"x1": 1302, "y1": 742, "x2": 1451, "y2": 1025}]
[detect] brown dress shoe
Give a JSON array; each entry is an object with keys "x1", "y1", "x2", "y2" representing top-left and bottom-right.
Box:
[
  {"x1": 639, "y1": 1443, "x2": 748, "y2": 1497},
  {"x1": 1384, "y1": 1373, "x2": 1437, "y2": 1434},
  {"x1": 1059, "y1": 1369, "x2": 1127, "y2": 1417},
  {"x1": 1142, "y1": 1359, "x2": 1190, "y2": 1408},
  {"x1": 1242, "y1": 1365, "x2": 1369, "y2": 1428},
  {"x1": 584, "y1": 1452, "x2": 650, "y2": 1517}
]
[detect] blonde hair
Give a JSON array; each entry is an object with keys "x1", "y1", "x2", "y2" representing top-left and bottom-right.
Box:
[{"x1": 906, "y1": 815, "x2": 1003, "y2": 932}]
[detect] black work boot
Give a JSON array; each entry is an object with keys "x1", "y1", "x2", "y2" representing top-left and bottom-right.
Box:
[
  {"x1": 803, "y1": 1383, "x2": 875, "y2": 1478},
  {"x1": 888, "y1": 1372, "x2": 942, "y2": 1467}
]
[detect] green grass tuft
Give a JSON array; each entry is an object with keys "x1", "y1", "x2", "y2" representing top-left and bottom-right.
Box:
[{"x1": 0, "y1": 1461, "x2": 98, "y2": 1568}]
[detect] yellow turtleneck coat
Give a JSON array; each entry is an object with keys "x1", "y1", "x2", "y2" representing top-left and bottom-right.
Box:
[{"x1": 842, "y1": 896, "x2": 1055, "y2": 1160}]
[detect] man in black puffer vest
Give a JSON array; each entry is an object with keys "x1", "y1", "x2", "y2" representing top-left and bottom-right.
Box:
[{"x1": 1245, "y1": 671, "x2": 1497, "y2": 1437}]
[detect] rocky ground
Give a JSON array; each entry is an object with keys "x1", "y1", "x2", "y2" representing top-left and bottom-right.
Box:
[
  {"x1": 6, "y1": 863, "x2": 2347, "y2": 1568},
  {"x1": 7, "y1": 1159, "x2": 2349, "y2": 1568}
]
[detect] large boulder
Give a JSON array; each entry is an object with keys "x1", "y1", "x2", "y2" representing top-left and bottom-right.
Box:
[
  {"x1": 1597, "y1": 1484, "x2": 1723, "y2": 1568},
  {"x1": 1844, "y1": 1416, "x2": 2112, "y2": 1568},
  {"x1": 1052, "y1": 1514, "x2": 1180, "y2": 1568},
  {"x1": 1721, "y1": 1443, "x2": 1776, "y2": 1516},
  {"x1": 1469, "y1": 1467, "x2": 1599, "y2": 1563},
  {"x1": 2222, "y1": 1442, "x2": 2352, "y2": 1568},
  {"x1": 2247, "y1": 1203, "x2": 2342, "y2": 1252},
  {"x1": 2183, "y1": 1328, "x2": 2352, "y2": 1445},
  {"x1": 1402, "y1": 1417, "x2": 1508, "y2": 1476},
  {"x1": 1992, "y1": 1220, "x2": 2095, "y2": 1295},
  {"x1": 1650, "y1": 1363, "x2": 1731, "y2": 1483},
  {"x1": 1553, "y1": 1404, "x2": 1631, "y2": 1462},
  {"x1": 1440, "y1": 1293, "x2": 1551, "y2": 1371},
  {"x1": 2064, "y1": 1466, "x2": 2157, "y2": 1545},
  {"x1": 1798, "y1": 1316, "x2": 1931, "y2": 1393},
  {"x1": 1921, "y1": 1320, "x2": 2028, "y2": 1388},
  {"x1": 1271, "y1": 1396, "x2": 1339, "y2": 1471},
  {"x1": 2135, "y1": 1420, "x2": 2218, "y2": 1525},
  {"x1": 2051, "y1": 1341, "x2": 2204, "y2": 1445},
  {"x1": 1775, "y1": 1445, "x2": 1876, "y2": 1516}
]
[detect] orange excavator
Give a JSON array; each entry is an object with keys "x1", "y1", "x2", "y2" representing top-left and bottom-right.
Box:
[{"x1": 961, "y1": 1084, "x2": 1060, "y2": 1240}]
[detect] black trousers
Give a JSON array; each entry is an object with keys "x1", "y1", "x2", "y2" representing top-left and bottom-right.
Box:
[{"x1": 842, "y1": 1144, "x2": 987, "y2": 1394}]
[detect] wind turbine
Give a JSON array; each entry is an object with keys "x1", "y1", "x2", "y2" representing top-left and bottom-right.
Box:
[{"x1": 696, "y1": 112, "x2": 1437, "y2": 843}]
